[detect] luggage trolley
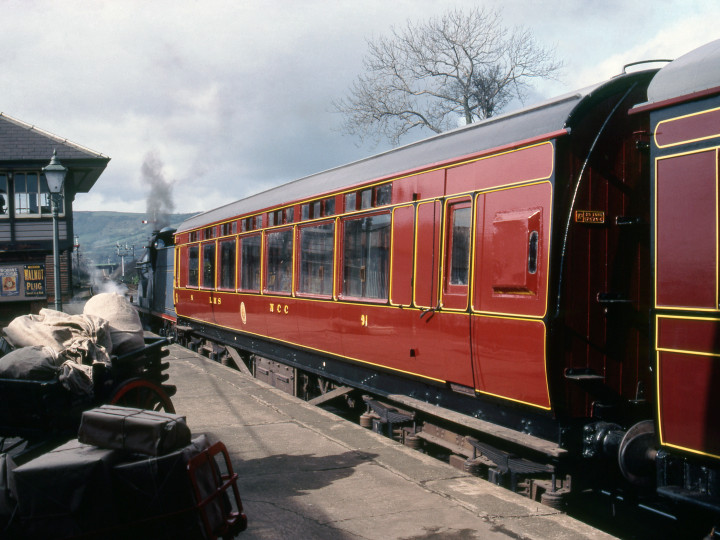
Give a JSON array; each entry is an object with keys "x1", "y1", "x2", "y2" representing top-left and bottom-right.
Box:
[
  {"x1": 187, "y1": 441, "x2": 249, "y2": 539},
  {"x1": 0, "y1": 336, "x2": 176, "y2": 459}
]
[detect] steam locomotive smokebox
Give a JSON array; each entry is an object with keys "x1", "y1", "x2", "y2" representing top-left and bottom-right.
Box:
[
  {"x1": 78, "y1": 405, "x2": 191, "y2": 456},
  {"x1": 9, "y1": 440, "x2": 122, "y2": 539}
]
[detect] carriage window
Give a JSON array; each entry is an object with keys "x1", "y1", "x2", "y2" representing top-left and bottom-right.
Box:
[
  {"x1": 375, "y1": 184, "x2": 392, "y2": 206},
  {"x1": 449, "y1": 205, "x2": 471, "y2": 286},
  {"x1": 342, "y1": 213, "x2": 391, "y2": 300},
  {"x1": 219, "y1": 239, "x2": 236, "y2": 290},
  {"x1": 324, "y1": 197, "x2": 335, "y2": 216},
  {"x1": 299, "y1": 222, "x2": 334, "y2": 296},
  {"x1": 360, "y1": 189, "x2": 373, "y2": 210},
  {"x1": 239, "y1": 235, "x2": 261, "y2": 291},
  {"x1": 202, "y1": 242, "x2": 216, "y2": 289},
  {"x1": 345, "y1": 192, "x2": 356, "y2": 212},
  {"x1": 301, "y1": 204, "x2": 310, "y2": 220},
  {"x1": 266, "y1": 229, "x2": 293, "y2": 293},
  {"x1": 286, "y1": 207, "x2": 294, "y2": 223},
  {"x1": 269, "y1": 209, "x2": 285, "y2": 227},
  {"x1": 14, "y1": 172, "x2": 53, "y2": 216},
  {"x1": 188, "y1": 245, "x2": 199, "y2": 287},
  {"x1": 220, "y1": 222, "x2": 236, "y2": 236},
  {"x1": 244, "y1": 216, "x2": 260, "y2": 231}
]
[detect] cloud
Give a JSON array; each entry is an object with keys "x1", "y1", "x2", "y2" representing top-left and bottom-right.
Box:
[{"x1": 570, "y1": 8, "x2": 720, "y2": 89}]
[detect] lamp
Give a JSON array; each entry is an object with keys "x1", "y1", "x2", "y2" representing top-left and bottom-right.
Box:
[{"x1": 42, "y1": 150, "x2": 67, "y2": 311}]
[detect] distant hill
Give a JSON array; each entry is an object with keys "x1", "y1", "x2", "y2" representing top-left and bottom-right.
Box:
[{"x1": 73, "y1": 211, "x2": 197, "y2": 265}]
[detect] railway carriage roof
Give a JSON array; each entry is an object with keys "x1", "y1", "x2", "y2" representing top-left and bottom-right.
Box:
[
  {"x1": 644, "y1": 39, "x2": 720, "y2": 106},
  {"x1": 178, "y1": 72, "x2": 650, "y2": 233}
]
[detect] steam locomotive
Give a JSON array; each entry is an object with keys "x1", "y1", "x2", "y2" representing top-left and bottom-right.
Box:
[{"x1": 137, "y1": 40, "x2": 720, "y2": 522}]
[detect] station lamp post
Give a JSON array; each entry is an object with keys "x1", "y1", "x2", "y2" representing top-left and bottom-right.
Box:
[{"x1": 43, "y1": 150, "x2": 67, "y2": 312}]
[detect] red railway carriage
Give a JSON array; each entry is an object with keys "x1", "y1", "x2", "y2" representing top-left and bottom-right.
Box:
[
  {"x1": 631, "y1": 39, "x2": 720, "y2": 510},
  {"x1": 174, "y1": 69, "x2": 654, "y2": 442},
  {"x1": 167, "y1": 40, "x2": 720, "y2": 516}
]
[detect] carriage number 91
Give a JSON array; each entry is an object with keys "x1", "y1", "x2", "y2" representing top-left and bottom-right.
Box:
[{"x1": 360, "y1": 314, "x2": 369, "y2": 327}]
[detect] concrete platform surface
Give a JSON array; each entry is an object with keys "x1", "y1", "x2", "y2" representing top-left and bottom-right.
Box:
[{"x1": 166, "y1": 344, "x2": 614, "y2": 540}]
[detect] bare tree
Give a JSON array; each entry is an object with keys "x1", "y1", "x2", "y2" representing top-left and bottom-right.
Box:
[{"x1": 335, "y1": 8, "x2": 562, "y2": 145}]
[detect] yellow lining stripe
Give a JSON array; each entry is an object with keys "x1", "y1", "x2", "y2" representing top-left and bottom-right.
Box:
[
  {"x1": 471, "y1": 312, "x2": 551, "y2": 410},
  {"x1": 389, "y1": 204, "x2": 415, "y2": 307},
  {"x1": 655, "y1": 315, "x2": 720, "y2": 459},
  {"x1": 653, "y1": 147, "x2": 720, "y2": 311},
  {"x1": 178, "y1": 312, "x2": 446, "y2": 384},
  {"x1": 655, "y1": 105, "x2": 720, "y2": 149},
  {"x1": 440, "y1": 195, "x2": 472, "y2": 312},
  {"x1": 175, "y1": 291, "x2": 551, "y2": 409},
  {"x1": 179, "y1": 142, "x2": 555, "y2": 238}
]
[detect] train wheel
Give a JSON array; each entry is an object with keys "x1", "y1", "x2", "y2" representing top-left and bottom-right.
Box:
[{"x1": 110, "y1": 378, "x2": 176, "y2": 413}]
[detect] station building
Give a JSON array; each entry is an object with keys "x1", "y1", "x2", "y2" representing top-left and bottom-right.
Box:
[{"x1": 0, "y1": 112, "x2": 109, "y2": 325}]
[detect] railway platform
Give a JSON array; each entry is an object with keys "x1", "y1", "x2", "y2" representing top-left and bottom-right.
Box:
[{"x1": 165, "y1": 343, "x2": 613, "y2": 539}]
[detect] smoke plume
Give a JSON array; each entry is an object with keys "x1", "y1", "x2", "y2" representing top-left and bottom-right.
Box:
[{"x1": 142, "y1": 151, "x2": 176, "y2": 229}]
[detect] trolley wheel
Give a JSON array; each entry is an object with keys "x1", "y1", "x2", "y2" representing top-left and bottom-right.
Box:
[{"x1": 110, "y1": 378, "x2": 176, "y2": 413}]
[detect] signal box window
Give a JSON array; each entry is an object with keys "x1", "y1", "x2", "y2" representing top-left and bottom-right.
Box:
[
  {"x1": 219, "y1": 239, "x2": 236, "y2": 290},
  {"x1": 0, "y1": 174, "x2": 7, "y2": 216},
  {"x1": 299, "y1": 222, "x2": 334, "y2": 296},
  {"x1": 14, "y1": 172, "x2": 54, "y2": 216},
  {"x1": 449, "y1": 205, "x2": 471, "y2": 286},
  {"x1": 266, "y1": 229, "x2": 293, "y2": 293},
  {"x1": 202, "y1": 242, "x2": 216, "y2": 289},
  {"x1": 188, "y1": 245, "x2": 199, "y2": 287},
  {"x1": 239, "y1": 235, "x2": 261, "y2": 291},
  {"x1": 342, "y1": 213, "x2": 391, "y2": 300}
]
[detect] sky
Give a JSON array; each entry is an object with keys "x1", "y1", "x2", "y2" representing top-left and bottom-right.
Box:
[{"x1": 1, "y1": 0, "x2": 719, "y2": 216}]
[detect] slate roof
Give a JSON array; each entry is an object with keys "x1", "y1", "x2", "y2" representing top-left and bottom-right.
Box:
[{"x1": 0, "y1": 112, "x2": 110, "y2": 193}]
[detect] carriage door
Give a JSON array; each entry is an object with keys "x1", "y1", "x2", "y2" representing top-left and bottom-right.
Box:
[
  {"x1": 470, "y1": 184, "x2": 551, "y2": 409},
  {"x1": 441, "y1": 197, "x2": 472, "y2": 311},
  {"x1": 413, "y1": 200, "x2": 442, "y2": 309},
  {"x1": 390, "y1": 205, "x2": 415, "y2": 306},
  {"x1": 655, "y1": 148, "x2": 720, "y2": 458}
]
